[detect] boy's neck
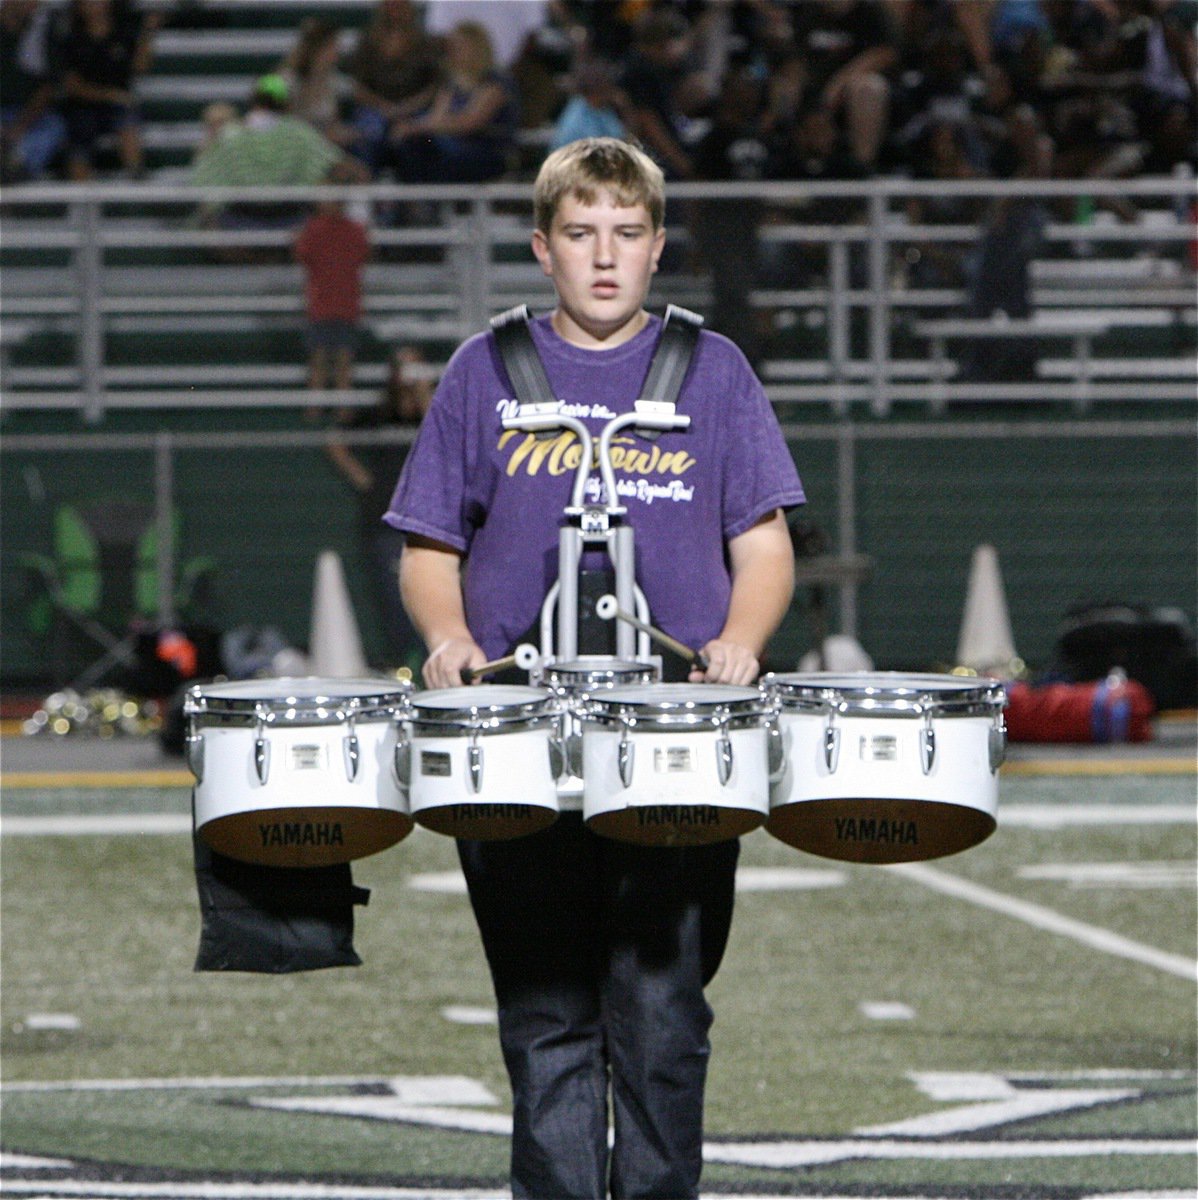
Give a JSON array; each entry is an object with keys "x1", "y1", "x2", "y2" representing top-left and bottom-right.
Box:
[{"x1": 549, "y1": 307, "x2": 650, "y2": 349}]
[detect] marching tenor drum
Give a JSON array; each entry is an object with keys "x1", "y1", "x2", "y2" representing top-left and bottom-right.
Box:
[
  {"x1": 580, "y1": 683, "x2": 775, "y2": 847},
  {"x1": 536, "y1": 657, "x2": 661, "y2": 807},
  {"x1": 764, "y1": 672, "x2": 1007, "y2": 863},
  {"x1": 400, "y1": 685, "x2": 563, "y2": 839},
  {"x1": 185, "y1": 677, "x2": 414, "y2": 868}
]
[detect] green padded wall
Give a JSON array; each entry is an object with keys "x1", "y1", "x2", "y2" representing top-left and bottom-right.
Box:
[{"x1": 3, "y1": 421, "x2": 1193, "y2": 689}]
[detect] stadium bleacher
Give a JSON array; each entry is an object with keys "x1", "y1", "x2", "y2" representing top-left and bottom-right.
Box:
[{"x1": 0, "y1": 1, "x2": 1194, "y2": 689}]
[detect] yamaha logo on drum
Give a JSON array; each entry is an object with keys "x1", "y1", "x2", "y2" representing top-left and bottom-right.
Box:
[
  {"x1": 448, "y1": 804, "x2": 542, "y2": 821},
  {"x1": 635, "y1": 805, "x2": 722, "y2": 827},
  {"x1": 257, "y1": 820, "x2": 346, "y2": 849},
  {"x1": 833, "y1": 816, "x2": 918, "y2": 846}
]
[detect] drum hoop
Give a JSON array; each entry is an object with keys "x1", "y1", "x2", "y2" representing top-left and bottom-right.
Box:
[
  {"x1": 184, "y1": 681, "x2": 410, "y2": 726},
  {"x1": 766, "y1": 672, "x2": 1005, "y2": 719},
  {"x1": 407, "y1": 693, "x2": 558, "y2": 735},
  {"x1": 582, "y1": 686, "x2": 772, "y2": 731},
  {"x1": 543, "y1": 662, "x2": 659, "y2": 690}
]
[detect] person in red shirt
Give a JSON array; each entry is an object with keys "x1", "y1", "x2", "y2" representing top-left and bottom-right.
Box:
[{"x1": 293, "y1": 201, "x2": 371, "y2": 410}]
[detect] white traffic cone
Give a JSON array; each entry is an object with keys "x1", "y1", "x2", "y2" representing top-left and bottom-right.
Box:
[
  {"x1": 955, "y1": 543, "x2": 1019, "y2": 677},
  {"x1": 309, "y1": 549, "x2": 369, "y2": 677},
  {"x1": 799, "y1": 635, "x2": 874, "y2": 673}
]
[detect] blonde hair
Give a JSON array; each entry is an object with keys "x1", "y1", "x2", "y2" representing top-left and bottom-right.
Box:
[
  {"x1": 448, "y1": 21, "x2": 495, "y2": 79},
  {"x1": 533, "y1": 137, "x2": 665, "y2": 234}
]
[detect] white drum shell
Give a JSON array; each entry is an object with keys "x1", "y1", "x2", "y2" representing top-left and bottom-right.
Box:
[
  {"x1": 404, "y1": 685, "x2": 560, "y2": 840},
  {"x1": 580, "y1": 684, "x2": 771, "y2": 846},
  {"x1": 773, "y1": 710, "x2": 998, "y2": 806},
  {"x1": 187, "y1": 678, "x2": 412, "y2": 867},
  {"x1": 766, "y1": 672, "x2": 1004, "y2": 863}
]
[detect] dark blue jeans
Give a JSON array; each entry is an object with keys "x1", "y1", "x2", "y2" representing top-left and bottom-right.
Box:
[{"x1": 457, "y1": 813, "x2": 738, "y2": 1199}]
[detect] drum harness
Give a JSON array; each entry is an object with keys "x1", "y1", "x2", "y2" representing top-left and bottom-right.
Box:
[{"x1": 491, "y1": 303, "x2": 703, "y2": 666}]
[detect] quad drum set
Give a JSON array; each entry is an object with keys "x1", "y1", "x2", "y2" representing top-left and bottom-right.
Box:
[
  {"x1": 184, "y1": 403, "x2": 1007, "y2": 870},
  {"x1": 185, "y1": 663, "x2": 1007, "y2": 868}
]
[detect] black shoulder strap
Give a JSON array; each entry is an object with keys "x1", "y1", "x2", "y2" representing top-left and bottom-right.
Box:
[
  {"x1": 641, "y1": 304, "x2": 703, "y2": 406},
  {"x1": 491, "y1": 304, "x2": 555, "y2": 405},
  {"x1": 638, "y1": 304, "x2": 703, "y2": 439},
  {"x1": 489, "y1": 302, "x2": 704, "y2": 439}
]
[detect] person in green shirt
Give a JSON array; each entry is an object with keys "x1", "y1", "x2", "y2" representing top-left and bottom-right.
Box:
[{"x1": 191, "y1": 74, "x2": 365, "y2": 248}]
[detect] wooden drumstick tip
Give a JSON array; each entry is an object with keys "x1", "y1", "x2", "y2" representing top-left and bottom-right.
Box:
[{"x1": 514, "y1": 642, "x2": 540, "y2": 671}]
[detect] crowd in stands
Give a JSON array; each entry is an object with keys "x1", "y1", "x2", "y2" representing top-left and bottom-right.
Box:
[{"x1": 2, "y1": 0, "x2": 1193, "y2": 195}]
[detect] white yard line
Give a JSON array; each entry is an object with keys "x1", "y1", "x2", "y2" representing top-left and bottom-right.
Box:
[
  {"x1": 887, "y1": 861, "x2": 1198, "y2": 981},
  {"x1": 1, "y1": 814, "x2": 192, "y2": 835}
]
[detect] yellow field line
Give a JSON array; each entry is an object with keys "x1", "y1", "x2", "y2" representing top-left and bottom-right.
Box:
[
  {"x1": 1002, "y1": 757, "x2": 1195, "y2": 777},
  {"x1": 1, "y1": 770, "x2": 194, "y2": 789}
]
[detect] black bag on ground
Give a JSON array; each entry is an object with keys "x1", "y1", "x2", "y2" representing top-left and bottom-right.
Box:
[
  {"x1": 193, "y1": 834, "x2": 370, "y2": 973},
  {"x1": 1054, "y1": 603, "x2": 1198, "y2": 711}
]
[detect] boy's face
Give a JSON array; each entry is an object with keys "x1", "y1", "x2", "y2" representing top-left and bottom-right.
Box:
[{"x1": 532, "y1": 190, "x2": 665, "y2": 348}]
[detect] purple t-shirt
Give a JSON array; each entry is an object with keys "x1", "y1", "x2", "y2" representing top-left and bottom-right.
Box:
[{"x1": 385, "y1": 313, "x2": 804, "y2": 659}]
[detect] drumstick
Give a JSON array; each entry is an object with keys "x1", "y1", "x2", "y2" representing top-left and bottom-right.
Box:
[
  {"x1": 595, "y1": 595, "x2": 710, "y2": 673},
  {"x1": 461, "y1": 642, "x2": 540, "y2": 684}
]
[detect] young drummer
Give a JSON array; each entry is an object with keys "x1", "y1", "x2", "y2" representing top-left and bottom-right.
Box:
[{"x1": 386, "y1": 137, "x2": 803, "y2": 1198}]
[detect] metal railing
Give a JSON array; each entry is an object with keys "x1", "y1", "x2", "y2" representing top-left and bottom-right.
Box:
[{"x1": 1, "y1": 175, "x2": 1195, "y2": 422}]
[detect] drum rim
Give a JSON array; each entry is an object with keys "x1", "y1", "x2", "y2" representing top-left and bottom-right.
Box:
[
  {"x1": 407, "y1": 684, "x2": 558, "y2": 733},
  {"x1": 765, "y1": 671, "x2": 1005, "y2": 717},
  {"x1": 582, "y1": 682, "x2": 772, "y2": 729},
  {"x1": 184, "y1": 677, "x2": 411, "y2": 723},
  {"x1": 540, "y1": 656, "x2": 660, "y2": 689}
]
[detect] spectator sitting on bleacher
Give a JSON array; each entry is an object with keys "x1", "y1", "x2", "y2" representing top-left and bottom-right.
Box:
[
  {"x1": 787, "y1": 0, "x2": 897, "y2": 174},
  {"x1": 0, "y1": 0, "x2": 67, "y2": 182},
  {"x1": 193, "y1": 100, "x2": 239, "y2": 158},
  {"x1": 762, "y1": 102, "x2": 869, "y2": 286},
  {"x1": 191, "y1": 74, "x2": 366, "y2": 257},
  {"x1": 549, "y1": 55, "x2": 628, "y2": 150},
  {"x1": 58, "y1": 0, "x2": 158, "y2": 181},
  {"x1": 278, "y1": 16, "x2": 355, "y2": 150},
  {"x1": 902, "y1": 117, "x2": 986, "y2": 292},
  {"x1": 619, "y1": 6, "x2": 699, "y2": 180},
  {"x1": 345, "y1": 0, "x2": 441, "y2": 176},
  {"x1": 386, "y1": 20, "x2": 518, "y2": 183}
]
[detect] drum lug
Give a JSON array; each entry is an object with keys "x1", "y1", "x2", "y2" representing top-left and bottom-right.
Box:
[
  {"x1": 618, "y1": 729, "x2": 634, "y2": 788},
  {"x1": 254, "y1": 734, "x2": 270, "y2": 784},
  {"x1": 823, "y1": 722, "x2": 840, "y2": 773},
  {"x1": 184, "y1": 730, "x2": 204, "y2": 783},
  {"x1": 716, "y1": 731, "x2": 733, "y2": 786},
  {"x1": 564, "y1": 731, "x2": 583, "y2": 779},
  {"x1": 766, "y1": 718, "x2": 785, "y2": 784},
  {"x1": 548, "y1": 733, "x2": 566, "y2": 781},
  {"x1": 253, "y1": 708, "x2": 270, "y2": 784},
  {"x1": 393, "y1": 731, "x2": 411, "y2": 791},
  {"x1": 343, "y1": 734, "x2": 361, "y2": 782},
  {"x1": 989, "y1": 718, "x2": 1007, "y2": 773},
  {"x1": 920, "y1": 720, "x2": 936, "y2": 775},
  {"x1": 468, "y1": 737, "x2": 484, "y2": 794}
]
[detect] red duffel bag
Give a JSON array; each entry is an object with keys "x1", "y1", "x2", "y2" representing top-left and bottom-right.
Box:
[{"x1": 1005, "y1": 672, "x2": 1155, "y2": 744}]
